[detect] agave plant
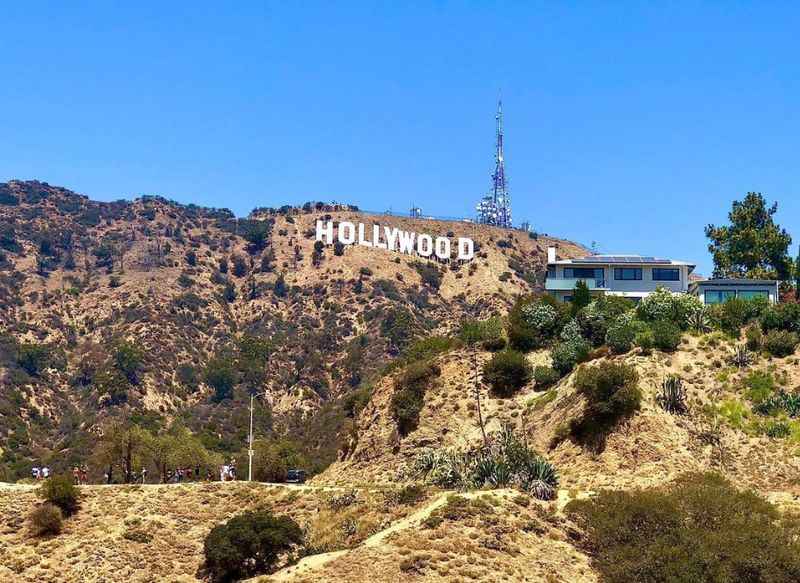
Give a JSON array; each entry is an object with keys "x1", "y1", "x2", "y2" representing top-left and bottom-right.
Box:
[
  {"x1": 413, "y1": 425, "x2": 559, "y2": 499},
  {"x1": 518, "y1": 456, "x2": 559, "y2": 500},
  {"x1": 730, "y1": 345, "x2": 752, "y2": 369},
  {"x1": 687, "y1": 308, "x2": 711, "y2": 333},
  {"x1": 657, "y1": 375, "x2": 688, "y2": 414}
]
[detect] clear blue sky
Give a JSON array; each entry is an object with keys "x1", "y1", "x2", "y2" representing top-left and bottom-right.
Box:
[{"x1": 2, "y1": 2, "x2": 800, "y2": 276}]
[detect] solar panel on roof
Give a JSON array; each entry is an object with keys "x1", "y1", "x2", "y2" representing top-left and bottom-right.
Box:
[{"x1": 576, "y1": 256, "x2": 672, "y2": 264}]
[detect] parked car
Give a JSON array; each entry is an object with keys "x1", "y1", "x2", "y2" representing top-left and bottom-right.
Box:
[{"x1": 286, "y1": 469, "x2": 306, "y2": 484}]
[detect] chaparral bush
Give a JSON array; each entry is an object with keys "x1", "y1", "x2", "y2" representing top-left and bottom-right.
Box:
[
  {"x1": 634, "y1": 328, "x2": 655, "y2": 354},
  {"x1": 760, "y1": 302, "x2": 800, "y2": 334},
  {"x1": 569, "y1": 362, "x2": 641, "y2": 447},
  {"x1": 746, "y1": 325, "x2": 764, "y2": 351},
  {"x1": 566, "y1": 472, "x2": 800, "y2": 583},
  {"x1": 551, "y1": 337, "x2": 590, "y2": 376},
  {"x1": 636, "y1": 287, "x2": 703, "y2": 330},
  {"x1": 39, "y1": 474, "x2": 79, "y2": 516},
  {"x1": 29, "y1": 503, "x2": 63, "y2": 537},
  {"x1": 533, "y1": 365, "x2": 560, "y2": 390},
  {"x1": 605, "y1": 316, "x2": 636, "y2": 355},
  {"x1": 650, "y1": 320, "x2": 682, "y2": 352},
  {"x1": 390, "y1": 361, "x2": 441, "y2": 436},
  {"x1": 483, "y1": 349, "x2": 532, "y2": 397},
  {"x1": 204, "y1": 510, "x2": 303, "y2": 582},
  {"x1": 577, "y1": 296, "x2": 635, "y2": 347},
  {"x1": 708, "y1": 296, "x2": 769, "y2": 337},
  {"x1": 508, "y1": 295, "x2": 566, "y2": 351},
  {"x1": 763, "y1": 330, "x2": 799, "y2": 358}
]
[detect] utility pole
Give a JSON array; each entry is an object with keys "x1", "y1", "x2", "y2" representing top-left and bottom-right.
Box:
[{"x1": 248, "y1": 392, "x2": 254, "y2": 482}]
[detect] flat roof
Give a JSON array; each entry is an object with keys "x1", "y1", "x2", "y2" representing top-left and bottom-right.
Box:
[
  {"x1": 691, "y1": 279, "x2": 778, "y2": 287},
  {"x1": 551, "y1": 254, "x2": 695, "y2": 269}
]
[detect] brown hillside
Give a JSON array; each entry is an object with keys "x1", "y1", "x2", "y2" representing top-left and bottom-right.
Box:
[{"x1": 0, "y1": 180, "x2": 585, "y2": 481}]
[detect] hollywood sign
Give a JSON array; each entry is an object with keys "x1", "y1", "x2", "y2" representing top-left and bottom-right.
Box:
[{"x1": 316, "y1": 220, "x2": 475, "y2": 261}]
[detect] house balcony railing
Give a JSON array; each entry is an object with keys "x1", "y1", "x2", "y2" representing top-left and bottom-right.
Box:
[{"x1": 544, "y1": 278, "x2": 607, "y2": 291}]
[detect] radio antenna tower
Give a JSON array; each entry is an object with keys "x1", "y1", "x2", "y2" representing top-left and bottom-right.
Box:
[{"x1": 476, "y1": 98, "x2": 513, "y2": 228}]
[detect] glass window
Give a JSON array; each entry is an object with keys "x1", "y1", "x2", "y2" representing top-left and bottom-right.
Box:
[
  {"x1": 705, "y1": 290, "x2": 736, "y2": 304},
  {"x1": 652, "y1": 268, "x2": 680, "y2": 281},
  {"x1": 564, "y1": 267, "x2": 603, "y2": 279},
  {"x1": 738, "y1": 290, "x2": 769, "y2": 300},
  {"x1": 563, "y1": 295, "x2": 573, "y2": 303},
  {"x1": 614, "y1": 268, "x2": 642, "y2": 280},
  {"x1": 546, "y1": 266, "x2": 556, "y2": 278}
]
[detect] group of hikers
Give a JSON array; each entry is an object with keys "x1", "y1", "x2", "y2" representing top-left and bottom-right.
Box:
[
  {"x1": 30, "y1": 466, "x2": 52, "y2": 480},
  {"x1": 34, "y1": 460, "x2": 241, "y2": 485}
]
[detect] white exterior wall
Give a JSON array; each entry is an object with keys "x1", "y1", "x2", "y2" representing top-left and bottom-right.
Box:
[{"x1": 551, "y1": 264, "x2": 689, "y2": 295}]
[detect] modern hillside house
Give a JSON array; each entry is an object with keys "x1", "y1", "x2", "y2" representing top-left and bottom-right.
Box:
[
  {"x1": 689, "y1": 279, "x2": 780, "y2": 304},
  {"x1": 545, "y1": 247, "x2": 696, "y2": 303}
]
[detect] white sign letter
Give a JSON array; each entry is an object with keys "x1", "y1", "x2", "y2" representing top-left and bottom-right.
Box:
[
  {"x1": 457, "y1": 238, "x2": 474, "y2": 260},
  {"x1": 339, "y1": 222, "x2": 355, "y2": 245},
  {"x1": 316, "y1": 220, "x2": 333, "y2": 244},
  {"x1": 434, "y1": 237, "x2": 451, "y2": 260},
  {"x1": 418, "y1": 234, "x2": 433, "y2": 257},
  {"x1": 398, "y1": 230, "x2": 416, "y2": 254}
]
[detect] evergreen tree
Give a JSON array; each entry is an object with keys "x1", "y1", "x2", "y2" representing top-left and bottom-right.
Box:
[
  {"x1": 571, "y1": 280, "x2": 592, "y2": 314},
  {"x1": 705, "y1": 192, "x2": 792, "y2": 279}
]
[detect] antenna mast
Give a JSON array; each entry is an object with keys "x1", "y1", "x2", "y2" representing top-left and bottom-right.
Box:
[{"x1": 476, "y1": 97, "x2": 513, "y2": 228}]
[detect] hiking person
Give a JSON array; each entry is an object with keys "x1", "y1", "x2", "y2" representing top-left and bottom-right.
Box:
[
  {"x1": 141, "y1": 467, "x2": 147, "y2": 484},
  {"x1": 81, "y1": 465, "x2": 88, "y2": 485},
  {"x1": 73, "y1": 466, "x2": 80, "y2": 485},
  {"x1": 42, "y1": 466, "x2": 50, "y2": 479}
]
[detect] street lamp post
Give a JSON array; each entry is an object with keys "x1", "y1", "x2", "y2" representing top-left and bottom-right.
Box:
[{"x1": 248, "y1": 392, "x2": 254, "y2": 482}]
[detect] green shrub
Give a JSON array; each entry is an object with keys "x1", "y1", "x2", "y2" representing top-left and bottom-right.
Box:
[
  {"x1": 634, "y1": 328, "x2": 655, "y2": 354},
  {"x1": 760, "y1": 302, "x2": 800, "y2": 333},
  {"x1": 566, "y1": 472, "x2": 800, "y2": 583},
  {"x1": 16, "y1": 343, "x2": 52, "y2": 376},
  {"x1": 114, "y1": 341, "x2": 144, "y2": 384},
  {"x1": 204, "y1": 356, "x2": 236, "y2": 402},
  {"x1": 401, "y1": 336, "x2": 455, "y2": 363},
  {"x1": 29, "y1": 503, "x2": 63, "y2": 536},
  {"x1": 651, "y1": 320, "x2": 681, "y2": 352},
  {"x1": 577, "y1": 296, "x2": 635, "y2": 346},
  {"x1": 533, "y1": 366, "x2": 560, "y2": 390},
  {"x1": 390, "y1": 362, "x2": 441, "y2": 436},
  {"x1": 482, "y1": 336, "x2": 506, "y2": 351},
  {"x1": 605, "y1": 319, "x2": 635, "y2": 354},
  {"x1": 203, "y1": 510, "x2": 303, "y2": 582},
  {"x1": 763, "y1": 330, "x2": 799, "y2": 358},
  {"x1": 458, "y1": 317, "x2": 503, "y2": 346},
  {"x1": 551, "y1": 338, "x2": 590, "y2": 376},
  {"x1": 709, "y1": 297, "x2": 767, "y2": 337},
  {"x1": 570, "y1": 280, "x2": 592, "y2": 314},
  {"x1": 744, "y1": 370, "x2": 775, "y2": 405},
  {"x1": 39, "y1": 474, "x2": 79, "y2": 516},
  {"x1": 746, "y1": 325, "x2": 764, "y2": 351},
  {"x1": 569, "y1": 362, "x2": 641, "y2": 447},
  {"x1": 483, "y1": 350, "x2": 532, "y2": 397}
]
